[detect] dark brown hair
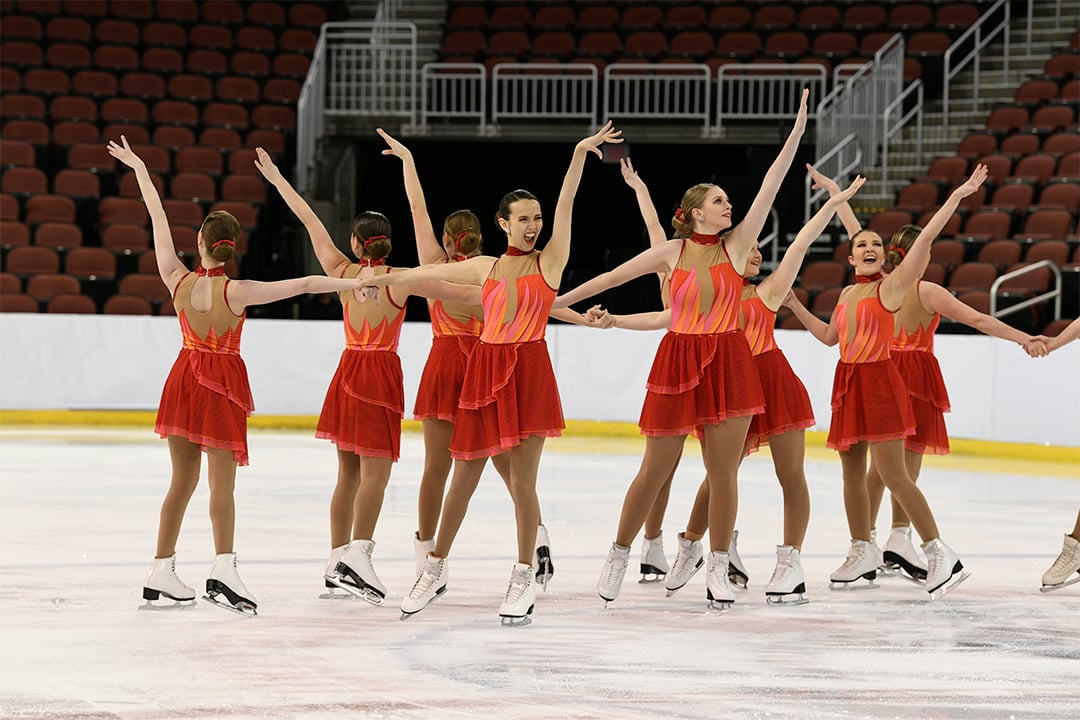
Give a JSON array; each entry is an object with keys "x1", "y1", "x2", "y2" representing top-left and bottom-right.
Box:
[
  {"x1": 495, "y1": 189, "x2": 539, "y2": 230},
  {"x1": 887, "y1": 224, "x2": 921, "y2": 266},
  {"x1": 200, "y1": 210, "x2": 241, "y2": 262},
  {"x1": 352, "y1": 211, "x2": 392, "y2": 260},
  {"x1": 847, "y1": 228, "x2": 879, "y2": 255},
  {"x1": 443, "y1": 209, "x2": 482, "y2": 257}
]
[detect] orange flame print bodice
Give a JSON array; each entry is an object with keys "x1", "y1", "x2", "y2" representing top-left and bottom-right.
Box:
[
  {"x1": 739, "y1": 284, "x2": 777, "y2": 356},
  {"x1": 835, "y1": 279, "x2": 895, "y2": 364},
  {"x1": 479, "y1": 251, "x2": 555, "y2": 345},
  {"x1": 173, "y1": 271, "x2": 244, "y2": 354},
  {"x1": 667, "y1": 238, "x2": 742, "y2": 335},
  {"x1": 340, "y1": 264, "x2": 405, "y2": 352},
  {"x1": 429, "y1": 298, "x2": 484, "y2": 339},
  {"x1": 892, "y1": 281, "x2": 939, "y2": 353}
]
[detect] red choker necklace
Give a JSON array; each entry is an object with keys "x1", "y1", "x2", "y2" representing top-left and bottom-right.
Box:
[
  {"x1": 855, "y1": 272, "x2": 883, "y2": 283},
  {"x1": 688, "y1": 232, "x2": 719, "y2": 246},
  {"x1": 196, "y1": 266, "x2": 226, "y2": 277},
  {"x1": 506, "y1": 246, "x2": 532, "y2": 256},
  {"x1": 358, "y1": 258, "x2": 385, "y2": 267}
]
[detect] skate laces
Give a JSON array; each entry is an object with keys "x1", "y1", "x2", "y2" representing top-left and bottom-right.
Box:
[
  {"x1": 601, "y1": 548, "x2": 628, "y2": 588},
  {"x1": 768, "y1": 557, "x2": 793, "y2": 586},
  {"x1": 410, "y1": 561, "x2": 441, "y2": 598},
  {"x1": 505, "y1": 568, "x2": 531, "y2": 603},
  {"x1": 840, "y1": 541, "x2": 869, "y2": 573},
  {"x1": 1048, "y1": 545, "x2": 1078, "y2": 575}
]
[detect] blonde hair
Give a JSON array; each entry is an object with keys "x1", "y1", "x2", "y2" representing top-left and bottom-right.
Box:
[{"x1": 671, "y1": 183, "x2": 718, "y2": 238}]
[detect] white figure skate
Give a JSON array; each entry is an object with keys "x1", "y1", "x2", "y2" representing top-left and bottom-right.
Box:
[
  {"x1": 597, "y1": 542, "x2": 630, "y2": 605},
  {"x1": 400, "y1": 554, "x2": 448, "y2": 619},
  {"x1": 705, "y1": 551, "x2": 734, "y2": 611},
  {"x1": 764, "y1": 545, "x2": 808, "y2": 606},
  {"x1": 1040, "y1": 534, "x2": 1080, "y2": 593},
  {"x1": 882, "y1": 526, "x2": 928, "y2": 583},
  {"x1": 142, "y1": 553, "x2": 197, "y2": 608},
  {"x1": 332, "y1": 539, "x2": 386, "y2": 605},
  {"x1": 829, "y1": 539, "x2": 880, "y2": 590},
  {"x1": 923, "y1": 538, "x2": 971, "y2": 599},
  {"x1": 499, "y1": 563, "x2": 536, "y2": 627},
  {"x1": 639, "y1": 532, "x2": 669, "y2": 583},
  {"x1": 534, "y1": 524, "x2": 554, "y2": 589},
  {"x1": 664, "y1": 532, "x2": 704, "y2": 596},
  {"x1": 204, "y1": 552, "x2": 257, "y2": 616}
]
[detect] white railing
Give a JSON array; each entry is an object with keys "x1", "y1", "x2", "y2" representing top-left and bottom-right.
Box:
[
  {"x1": 943, "y1": 0, "x2": 1011, "y2": 133},
  {"x1": 296, "y1": 29, "x2": 328, "y2": 193},
  {"x1": 603, "y1": 64, "x2": 711, "y2": 135},
  {"x1": 491, "y1": 64, "x2": 599, "y2": 126},
  {"x1": 420, "y1": 63, "x2": 486, "y2": 133},
  {"x1": 815, "y1": 33, "x2": 904, "y2": 170},
  {"x1": 322, "y1": 23, "x2": 417, "y2": 122},
  {"x1": 877, "y1": 80, "x2": 924, "y2": 193},
  {"x1": 989, "y1": 260, "x2": 1062, "y2": 320},
  {"x1": 804, "y1": 133, "x2": 863, "y2": 222},
  {"x1": 714, "y1": 65, "x2": 826, "y2": 136}
]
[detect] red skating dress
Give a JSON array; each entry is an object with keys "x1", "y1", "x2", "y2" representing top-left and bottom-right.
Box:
[
  {"x1": 449, "y1": 249, "x2": 564, "y2": 460},
  {"x1": 891, "y1": 281, "x2": 951, "y2": 455},
  {"x1": 315, "y1": 262, "x2": 406, "y2": 460},
  {"x1": 413, "y1": 293, "x2": 483, "y2": 422},
  {"x1": 740, "y1": 282, "x2": 815, "y2": 454},
  {"x1": 639, "y1": 234, "x2": 764, "y2": 438},
  {"x1": 826, "y1": 276, "x2": 916, "y2": 451},
  {"x1": 155, "y1": 266, "x2": 254, "y2": 466}
]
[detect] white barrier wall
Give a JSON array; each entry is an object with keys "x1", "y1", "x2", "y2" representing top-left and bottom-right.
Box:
[{"x1": 1, "y1": 314, "x2": 1078, "y2": 447}]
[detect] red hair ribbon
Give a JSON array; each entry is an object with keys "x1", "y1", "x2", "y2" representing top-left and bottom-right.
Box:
[
  {"x1": 894, "y1": 246, "x2": 907, "y2": 258},
  {"x1": 363, "y1": 234, "x2": 389, "y2": 249},
  {"x1": 211, "y1": 238, "x2": 236, "y2": 249},
  {"x1": 454, "y1": 230, "x2": 470, "y2": 252},
  {"x1": 675, "y1": 207, "x2": 686, "y2": 222}
]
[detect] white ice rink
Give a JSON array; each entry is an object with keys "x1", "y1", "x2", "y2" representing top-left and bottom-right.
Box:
[{"x1": 1, "y1": 427, "x2": 1078, "y2": 719}]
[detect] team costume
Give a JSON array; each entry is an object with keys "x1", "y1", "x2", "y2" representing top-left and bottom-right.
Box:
[
  {"x1": 891, "y1": 281, "x2": 951, "y2": 455},
  {"x1": 316, "y1": 261, "x2": 406, "y2": 460},
  {"x1": 826, "y1": 274, "x2": 916, "y2": 451},
  {"x1": 155, "y1": 266, "x2": 253, "y2": 466},
  {"x1": 450, "y1": 248, "x2": 564, "y2": 460},
  {"x1": 413, "y1": 295, "x2": 483, "y2": 422},
  {"x1": 639, "y1": 233, "x2": 764, "y2": 438},
  {"x1": 739, "y1": 281, "x2": 815, "y2": 454}
]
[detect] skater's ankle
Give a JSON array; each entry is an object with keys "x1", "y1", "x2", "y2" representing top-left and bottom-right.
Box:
[{"x1": 683, "y1": 531, "x2": 704, "y2": 542}]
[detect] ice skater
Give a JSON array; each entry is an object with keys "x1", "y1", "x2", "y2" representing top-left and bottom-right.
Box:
[
  {"x1": 358, "y1": 122, "x2": 623, "y2": 625},
  {"x1": 112, "y1": 138, "x2": 367, "y2": 615}
]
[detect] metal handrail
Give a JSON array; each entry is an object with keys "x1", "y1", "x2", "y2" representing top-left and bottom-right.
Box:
[
  {"x1": 989, "y1": 260, "x2": 1062, "y2": 320},
  {"x1": 804, "y1": 133, "x2": 862, "y2": 222},
  {"x1": 878, "y1": 80, "x2": 924, "y2": 194},
  {"x1": 942, "y1": 0, "x2": 1010, "y2": 133},
  {"x1": 295, "y1": 28, "x2": 328, "y2": 193},
  {"x1": 761, "y1": 207, "x2": 781, "y2": 270}
]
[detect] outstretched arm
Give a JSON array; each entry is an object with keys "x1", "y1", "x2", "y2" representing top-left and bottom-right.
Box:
[
  {"x1": 919, "y1": 282, "x2": 1047, "y2": 357},
  {"x1": 107, "y1": 136, "x2": 188, "y2": 294},
  {"x1": 539, "y1": 121, "x2": 623, "y2": 286},
  {"x1": 882, "y1": 164, "x2": 988, "y2": 309},
  {"x1": 806, "y1": 163, "x2": 862, "y2": 237},
  {"x1": 758, "y1": 176, "x2": 865, "y2": 310},
  {"x1": 727, "y1": 88, "x2": 809, "y2": 267},
  {"x1": 378, "y1": 128, "x2": 444, "y2": 266},
  {"x1": 358, "y1": 255, "x2": 495, "y2": 289},
  {"x1": 228, "y1": 275, "x2": 364, "y2": 311},
  {"x1": 551, "y1": 241, "x2": 680, "y2": 310},
  {"x1": 254, "y1": 147, "x2": 351, "y2": 278},
  {"x1": 550, "y1": 305, "x2": 615, "y2": 328},
  {"x1": 1045, "y1": 317, "x2": 1080, "y2": 353},
  {"x1": 782, "y1": 290, "x2": 838, "y2": 346},
  {"x1": 610, "y1": 309, "x2": 671, "y2": 331}
]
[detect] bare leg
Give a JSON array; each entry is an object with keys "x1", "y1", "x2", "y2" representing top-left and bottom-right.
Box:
[
  {"x1": 352, "y1": 456, "x2": 393, "y2": 540},
  {"x1": 433, "y1": 457, "x2": 488, "y2": 557},
  {"x1": 683, "y1": 479, "x2": 710, "y2": 541},
  {"x1": 417, "y1": 419, "x2": 454, "y2": 541},
  {"x1": 768, "y1": 429, "x2": 810, "y2": 550},
  {"x1": 615, "y1": 435, "x2": 686, "y2": 547},
  {"x1": 205, "y1": 447, "x2": 238, "y2": 555},
  {"x1": 505, "y1": 436, "x2": 546, "y2": 564},
  {"x1": 156, "y1": 436, "x2": 202, "y2": 557},
  {"x1": 644, "y1": 447, "x2": 682, "y2": 538},
  {"x1": 701, "y1": 416, "x2": 753, "y2": 552},
  {"x1": 329, "y1": 449, "x2": 361, "y2": 548},
  {"x1": 839, "y1": 442, "x2": 872, "y2": 541},
  {"x1": 868, "y1": 439, "x2": 939, "y2": 542}
]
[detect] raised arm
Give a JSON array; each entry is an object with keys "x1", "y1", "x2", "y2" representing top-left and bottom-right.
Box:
[
  {"x1": 551, "y1": 240, "x2": 680, "y2": 310},
  {"x1": 727, "y1": 88, "x2": 809, "y2": 265},
  {"x1": 620, "y1": 157, "x2": 667, "y2": 249},
  {"x1": 378, "y1": 128, "x2": 444, "y2": 266},
  {"x1": 881, "y1": 164, "x2": 988, "y2": 309},
  {"x1": 227, "y1": 275, "x2": 364, "y2": 312},
  {"x1": 782, "y1": 290, "x2": 838, "y2": 346},
  {"x1": 539, "y1": 121, "x2": 623, "y2": 286},
  {"x1": 807, "y1": 163, "x2": 862, "y2": 237},
  {"x1": 107, "y1": 136, "x2": 188, "y2": 294},
  {"x1": 254, "y1": 147, "x2": 351, "y2": 277},
  {"x1": 758, "y1": 176, "x2": 865, "y2": 310}
]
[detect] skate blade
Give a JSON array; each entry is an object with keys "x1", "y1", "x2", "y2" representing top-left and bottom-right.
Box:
[
  {"x1": 881, "y1": 562, "x2": 928, "y2": 583},
  {"x1": 928, "y1": 569, "x2": 972, "y2": 600},
  {"x1": 639, "y1": 573, "x2": 666, "y2": 584},
  {"x1": 326, "y1": 576, "x2": 385, "y2": 606},
  {"x1": 203, "y1": 593, "x2": 257, "y2": 617},
  {"x1": 499, "y1": 605, "x2": 534, "y2": 627},
  {"x1": 1039, "y1": 574, "x2": 1080, "y2": 593},
  {"x1": 139, "y1": 598, "x2": 197, "y2": 611},
  {"x1": 829, "y1": 578, "x2": 879, "y2": 591},
  {"x1": 535, "y1": 552, "x2": 554, "y2": 591},
  {"x1": 765, "y1": 594, "x2": 809, "y2": 606},
  {"x1": 729, "y1": 574, "x2": 749, "y2": 590},
  {"x1": 706, "y1": 599, "x2": 733, "y2": 611}
]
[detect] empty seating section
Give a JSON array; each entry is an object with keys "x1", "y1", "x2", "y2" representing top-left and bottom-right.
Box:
[{"x1": 1, "y1": 1, "x2": 331, "y2": 313}]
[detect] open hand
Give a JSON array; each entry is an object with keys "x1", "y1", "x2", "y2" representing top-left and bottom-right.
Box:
[
  {"x1": 105, "y1": 136, "x2": 143, "y2": 170},
  {"x1": 253, "y1": 147, "x2": 282, "y2": 183},
  {"x1": 579, "y1": 120, "x2": 623, "y2": 159}
]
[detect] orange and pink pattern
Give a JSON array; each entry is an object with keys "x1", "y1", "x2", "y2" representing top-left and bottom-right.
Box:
[
  {"x1": 343, "y1": 313, "x2": 404, "y2": 352},
  {"x1": 836, "y1": 284, "x2": 894, "y2": 364},
  {"x1": 668, "y1": 262, "x2": 740, "y2": 335},
  {"x1": 430, "y1": 299, "x2": 483, "y2": 338},
  {"x1": 179, "y1": 311, "x2": 243, "y2": 355},
  {"x1": 739, "y1": 288, "x2": 777, "y2": 356},
  {"x1": 480, "y1": 273, "x2": 554, "y2": 345}
]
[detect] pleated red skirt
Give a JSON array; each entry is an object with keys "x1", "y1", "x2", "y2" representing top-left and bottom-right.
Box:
[
  {"x1": 893, "y1": 349, "x2": 951, "y2": 455},
  {"x1": 826, "y1": 359, "x2": 916, "y2": 451},
  {"x1": 155, "y1": 348, "x2": 253, "y2": 466},
  {"x1": 639, "y1": 330, "x2": 764, "y2": 439},
  {"x1": 744, "y1": 348, "x2": 815, "y2": 455},
  {"x1": 413, "y1": 335, "x2": 478, "y2": 422},
  {"x1": 450, "y1": 339, "x2": 564, "y2": 460},
  {"x1": 316, "y1": 349, "x2": 404, "y2": 460}
]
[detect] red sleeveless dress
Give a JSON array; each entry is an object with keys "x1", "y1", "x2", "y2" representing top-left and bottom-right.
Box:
[
  {"x1": 639, "y1": 234, "x2": 764, "y2": 439},
  {"x1": 449, "y1": 250, "x2": 564, "y2": 460},
  {"x1": 826, "y1": 277, "x2": 916, "y2": 451},
  {"x1": 316, "y1": 262, "x2": 406, "y2": 460},
  {"x1": 891, "y1": 281, "x2": 951, "y2": 455},
  {"x1": 413, "y1": 295, "x2": 483, "y2": 422},
  {"x1": 156, "y1": 267, "x2": 254, "y2": 466},
  {"x1": 739, "y1": 282, "x2": 815, "y2": 455}
]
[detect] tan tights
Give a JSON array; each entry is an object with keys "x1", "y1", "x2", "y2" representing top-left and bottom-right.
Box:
[
  {"x1": 328, "y1": 449, "x2": 392, "y2": 547},
  {"x1": 840, "y1": 439, "x2": 938, "y2": 543},
  {"x1": 155, "y1": 436, "x2": 237, "y2": 558},
  {"x1": 866, "y1": 449, "x2": 924, "y2": 529}
]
